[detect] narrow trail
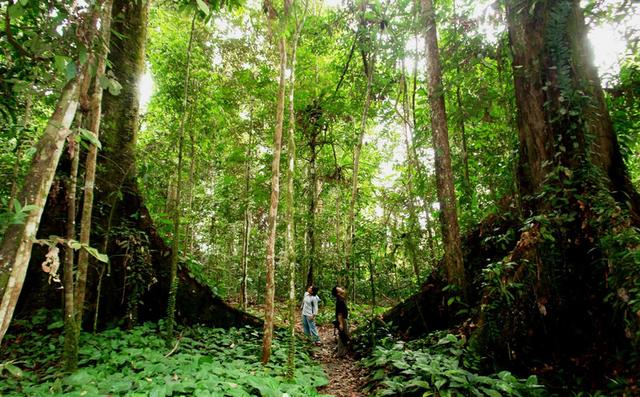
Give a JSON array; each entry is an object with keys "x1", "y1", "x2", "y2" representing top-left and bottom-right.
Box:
[{"x1": 312, "y1": 324, "x2": 368, "y2": 397}]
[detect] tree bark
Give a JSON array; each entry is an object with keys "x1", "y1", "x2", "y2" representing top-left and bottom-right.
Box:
[
  {"x1": 262, "y1": 32, "x2": 287, "y2": 365},
  {"x1": 74, "y1": 0, "x2": 114, "y2": 327},
  {"x1": 507, "y1": 0, "x2": 639, "y2": 219},
  {"x1": 63, "y1": 134, "x2": 80, "y2": 371},
  {"x1": 167, "y1": 11, "x2": 197, "y2": 342},
  {"x1": 240, "y1": 128, "x2": 252, "y2": 310},
  {"x1": 0, "y1": 77, "x2": 81, "y2": 344},
  {"x1": 400, "y1": 67, "x2": 422, "y2": 284},
  {"x1": 421, "y1": 0, "x2": 466, "y2": 291},
  {"x1": 305, "y1": 125, "x2": 318, "y2": 287},
  {"x1": 285, "y1": 16, "x2": 303, "y2": 378},
  {"x1": 90, "y1": 0, "x2": 153, "y2": 327},
  {"x1": 345, "y1": 51, "x2": 374, "y2": 293}
]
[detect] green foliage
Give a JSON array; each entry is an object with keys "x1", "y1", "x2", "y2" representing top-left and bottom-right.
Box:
[
  {"x1": 0, "y1": 199, "x2": 39, "y2": 234},
  {"x1": 607, "y1": 58, "x2": 640, "y2": 189},
  {"x1": 361, "y1": 331, "x2": 545, "y2": 397},
  {"x1": 1, "y1": 320, "x2": 329, "y2": 397}
]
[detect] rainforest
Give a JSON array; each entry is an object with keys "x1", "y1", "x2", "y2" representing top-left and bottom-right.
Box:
[{"x1": 1, "y1": 0, "x2": 639, "y2": 396}]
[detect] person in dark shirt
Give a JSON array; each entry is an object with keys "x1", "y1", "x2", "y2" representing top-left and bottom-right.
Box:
[{"x1": 332, "y1": 286, "x2": 349, "y2": 357}]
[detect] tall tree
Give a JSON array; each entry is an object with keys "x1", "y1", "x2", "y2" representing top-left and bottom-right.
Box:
[
  {"x1": 345, "y1": 17, "x2": 375, "y2": 293},
  {"x1": 91, "y1": 0, "x2": 152, "y2": 327},
  {"x1": 421, "y1": 0, "x2": 465, "y2": 291},
  {"x1": 472, "y1": 0, "x2": 640, "y2": 366},
  {"x1": 285, "y1": 0, "x2": 306, "y2": 378},
  {"x1": 240, "y1": 127, "x2": 253, "y2": 311},
  {"x1": 166, "y1": 10, "x2": 198, "y2": 343},
  {"x1": 74, "y1": 0, "x2": 114, "y2": 327},
  {"x1": 262, "y1": 0, "x2": 288, "y2": 364}
]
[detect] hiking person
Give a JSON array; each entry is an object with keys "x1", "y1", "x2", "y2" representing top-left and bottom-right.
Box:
[
  {"x1": 301, "y1": 285, "x2": 321, "y2": 345},
  {"x1": 332, "y1": 286, "x2": 349, "y2": 357}
]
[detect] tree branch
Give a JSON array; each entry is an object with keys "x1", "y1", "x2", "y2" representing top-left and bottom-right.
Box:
[{"x1": 4, "y1": 8, "x2": 45, "y2": 61}]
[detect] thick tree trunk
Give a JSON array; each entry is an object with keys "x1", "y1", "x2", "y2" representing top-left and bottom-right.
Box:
[
  {"x1": 421, "y1": 0, "x2": 466, "y2": 291},
  {"x1": 0, "y1": 78, "x2": 81, "y2": 344},
  {"x1": 83, "y1": 0, "x2": 162, "y2": 329},
  {"x1": 507, "y1": 0, "x2": 639, "y2": 218},
  {"x1": 262, "y1": 33, "x2": 287, "y2": 365}
]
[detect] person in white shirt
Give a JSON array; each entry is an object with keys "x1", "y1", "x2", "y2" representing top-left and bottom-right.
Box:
[{"x1": 301, "y1": 285, "x2": 321, "y2": 345}]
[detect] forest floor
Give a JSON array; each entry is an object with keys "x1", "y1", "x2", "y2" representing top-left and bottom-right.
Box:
[{"x1": 313, "y1": 324, "x2": 367, "y2": 397}]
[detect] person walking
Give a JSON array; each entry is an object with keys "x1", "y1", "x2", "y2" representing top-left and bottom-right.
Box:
[
  {"x1": 301, "y1": 285, "x2": 321, "y2": 345},
  {"x1": 332, "y1": 286, "x2": 349, "y2": 357}
]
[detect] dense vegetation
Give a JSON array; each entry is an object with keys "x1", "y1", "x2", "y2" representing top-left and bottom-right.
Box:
[
  {"x1": 1, "y1": 0, "x2": 639, "y2": 395},
  {"x1": 1, "y1": 310, "x2": 328, "y2": 396}
]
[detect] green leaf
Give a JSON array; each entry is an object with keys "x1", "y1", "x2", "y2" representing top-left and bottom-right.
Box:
[
  {"x1": 79, "y1": 47, "x2": 89, "y2": 65},
  {"x1": 21, "y1": 204, "x2": 39, "y2": 212},
  {"x1": 12, "y1": 199, "x2": 22, "y2": 213},
  {"x1": 65, "y1": 61, "x2": 77, "y2": 81},
  {"x1": 79, "y1": 128, "x2": 102, "y2": 149},
  {"x1": 8, "y1": 4, "x2": 25, "y2": 19},
  {"x1": 99, "y1": 75, "x2": 110, "y2": 89},
  {"x1": 481, "y1": 388, "x2": 502, "y2": 397},
  {"x1": 196, "y1": 0, "x2": 210, "y2": 15},
  {"x1": 4, "y1": 363, "x2": 23, "y2": 378},
  {"x1": 47, "y1": 320, "x2": 64, "y2": 330},
  {"x1": 82, "y1": 245, "x2": 109, "y2": 263},
  {"x1": 107, "y1": 78, "x2": 122, "y2": 96},
  {"x1": 110, "y1": 380, "x2": 133, "y2": 393},
  {"x1": 65, "y1": 370, "x2": 93, "y2": 386}
]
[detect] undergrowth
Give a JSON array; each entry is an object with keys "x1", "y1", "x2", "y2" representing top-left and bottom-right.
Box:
[
  {"x1": 0, "y1": 313, "x2": 329, "y2": 396},
  {"x1": 360, "y1": 329, "x2": 545, "y2": 397}
]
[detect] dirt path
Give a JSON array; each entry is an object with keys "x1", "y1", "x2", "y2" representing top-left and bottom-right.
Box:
[{"x1": 311, "y1": 324, "x2": 368, "y2": 397}]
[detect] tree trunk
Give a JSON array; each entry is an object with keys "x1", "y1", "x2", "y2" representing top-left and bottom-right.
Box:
[
  {"x1": 455, "y1": 84, "x2": 472, "y2": 206},
  {"x1": 0, "y1": 77, "x2": 81, "y2": 344},
  {"x1": 452, "y1": 0, "x2": 472, "y2": 207},
  {"x1": 400, "y1": 67, "x2": 422, "y2": 284},
  {"x1": 345, "y1": 51, "x2": 375, "y2": 293},
  {"x1": 63, "y1": 134, "x2": 80, "y2": 371},
  {"x1": 89, "y1": 0, "x2": 153, "y2": 327},
  {"x1": 240, "y1": 129, "x2": 252, "y2": 310},
  {"x1": 421, "y1": 0, "x2": 466, "y2": 291},
  {"x1": 285, "y1": 18, "x2": 303, "y2": 378},
  {"x1": 74, "y1": 0, "x2": 114, "y2": 327},
  {"x1": 262, "y1": 32, "x2": 287, "y2": 365},
  {"x1": 306, "y1": 128, "x2": 318, "y2": 287},
  {"x1": 507, "y1": 0, "x2": 639, "y2": 218},
  {"x1": 167, "y1": 12, "x2": 197, "y2": 342}
]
